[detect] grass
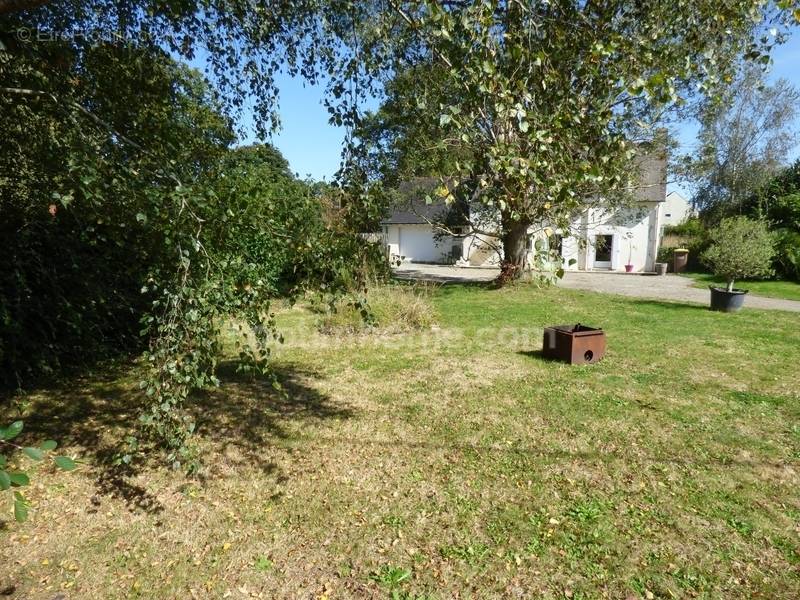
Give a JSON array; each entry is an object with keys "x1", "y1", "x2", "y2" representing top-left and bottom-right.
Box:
[
  {"x1": 2, "y1": 284, "x2": 800, "y2": 598},
  {"x1": 316, "y1": 283, "x2": 438, "y2": 335},
  {"x1": 681, "y1": 270, "x2": 800, "y2": 301}
]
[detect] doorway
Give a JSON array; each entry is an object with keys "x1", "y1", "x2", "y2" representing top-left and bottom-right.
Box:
[{"x1": 594, "y1": 234, "x2": 613, "y2": 269}]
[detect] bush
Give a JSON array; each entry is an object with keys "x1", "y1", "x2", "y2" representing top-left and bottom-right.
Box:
[
  {"x1": 663, "y1": 216, "x2": 705, "y2": 238},
  {"x1": 317, "y1": 284, "x2": 437, "y2": 335},
  {"x1": 774, "y1": 229, "x2": 800, "y2": 281},
  {"x1": 701, "y1": 217, "x2": 775, "y2": 291}
]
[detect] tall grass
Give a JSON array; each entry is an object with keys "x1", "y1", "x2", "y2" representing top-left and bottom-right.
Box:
[{"x1": 317, "y1": 283, "x2": 438, "y2": 335}]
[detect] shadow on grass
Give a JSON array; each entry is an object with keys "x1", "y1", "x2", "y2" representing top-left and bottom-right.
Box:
[
  {"x1": 393, "y1": 269, "x2": 497, "y2": 287},
  {"x1": 2, "y1": 360, "x2": 352, "y2": 515},
  {"x1": 192, "y1": 361, "x2": 354, "y2": 474},
  {"x1": 624, "y1": 298, "x2": 710, "y2": 312},
  {"x1": 516, "y1": 349, "x2": 563, "y2": 363}
]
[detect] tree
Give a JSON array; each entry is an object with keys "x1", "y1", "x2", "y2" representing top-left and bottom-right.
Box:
[
  {"x1": 2, "y1": 1, "x2": 799, "y2": 464},
  {"x1": 682, "y1": 65, "x2": 800, "y2": 220},
  {"x1": 0, "y1": 44, "x2": 234, "y2": 387},
  {"x1": 349, "y1": 2, "x2": 800, "y2": 281},
  {"x1": 743, "y1": 160, "x2": 800, "y2": 280},
  {"x1": 701, "y1": 216, "x2": 775, "y2": 291}
]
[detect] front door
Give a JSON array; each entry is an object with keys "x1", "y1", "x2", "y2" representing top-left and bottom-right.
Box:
[{"x1": 593, "y1": 234, "x2": 613, "y2": 269}]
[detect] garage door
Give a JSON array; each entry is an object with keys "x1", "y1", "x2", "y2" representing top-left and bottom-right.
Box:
[{"x1": 399, "y1": 226, "x2": 446, "y2": 263}]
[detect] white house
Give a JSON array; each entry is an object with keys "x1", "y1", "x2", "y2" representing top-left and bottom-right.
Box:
[
  {"x1": 660, "y1": 191, "x2": 694, "y2": 227},
  {"x1": 381, "y1": 156, "x2": 667, "y2": 273}
]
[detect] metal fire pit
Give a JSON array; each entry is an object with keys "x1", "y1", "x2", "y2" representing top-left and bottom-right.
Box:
[{"x1": 542, "y1": 324, "x2": 606, "y2": 365}]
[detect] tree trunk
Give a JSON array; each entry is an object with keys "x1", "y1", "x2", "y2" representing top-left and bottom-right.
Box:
[
  {"x1": 497, "y1": 218, "x2": 530, "y2": 285},
  {"x1": 727, "y1": 279, "x2": 735, "y2": 292}
]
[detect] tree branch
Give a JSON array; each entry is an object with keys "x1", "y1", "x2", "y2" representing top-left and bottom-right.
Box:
[
  {"x1": 0, "y1": 86, "x2": 183, "y2": 188},
  {"x1": 0, "y1": 0, "x2": 49, "y2": 15}
]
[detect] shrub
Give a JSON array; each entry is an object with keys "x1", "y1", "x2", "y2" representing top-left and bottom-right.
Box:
[
  {"x1": 774, "y1": 229, "x2": 800, "y2": 281},
  {"x1": 701, "y1": 217, "x2": 775, "y2": 291},
  {"x1": 317, "y1": 284, "x2": 437, "y2": 335},
  {"x1": 663, "y1": 216, "x2": 706, "y2": 238}
]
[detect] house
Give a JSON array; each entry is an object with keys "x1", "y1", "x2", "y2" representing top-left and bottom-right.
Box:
[
  {"x1": 660, "y1": 191, "x2": 694, "y2": 227},
  {"x1": 381, "y1": 156, "x2": 667, "y2": 272}
]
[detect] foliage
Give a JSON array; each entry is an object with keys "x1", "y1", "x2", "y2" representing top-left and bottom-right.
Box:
[
  {"x1": 2, "y1": 0, "x2": 799, "y2": 467},
  {"x1": 351, "y1": 1, "x2": 800, "y2": 281},
  {"x1": 774, "y1": 229, "x2": 800, "y2": 280},
  {"x1": 741, "y1": 160, "x2": 800, "y2": 279},
  {"x1": 0, "y1": 28, "x2": 382, "y2": 466},
  {"x1": 701, "y1": 217, "x2": 775, "y2": 290},
  {"x1": 0, "y1": 420, "x2": 75, "y2": 522},
  {"x1": 660, "y1": 216, "x2": 711, "y2": 271},
  {"x1": 681, "y1": 65, "x2": 800, "y2": 220},
  {"x1": 317, "y1": 284, "x2": 437, "y2": 336},
  {"x1": 663, "y1": 216, "x2": 707, "y2": 238},
  {"x1": 0, "y1": 42, "x2": 233, "y2": 388},
  {"x1": 134, "y1": 142, "x2": 383, "y2": 468}
]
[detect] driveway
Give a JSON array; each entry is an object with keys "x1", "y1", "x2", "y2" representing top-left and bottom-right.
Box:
[{"x1": 394, "y1": 263, "x2": 800, "y2": 312}]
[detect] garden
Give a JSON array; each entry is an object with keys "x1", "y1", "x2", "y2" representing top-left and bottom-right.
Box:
[
  {"x1": 2, "y1": 283, "x2": 799, "y2": 598},
  {"x1": 3, "y1": 2, "x2": 800, "y2": 599}
]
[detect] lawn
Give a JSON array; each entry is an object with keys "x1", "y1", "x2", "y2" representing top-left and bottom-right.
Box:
[
  {"x1": 681, "y1": 271, "x2": 800, "y2": 301},
  {"x1": 2, "y1": 284, "x2": 800, "y2": 599}
]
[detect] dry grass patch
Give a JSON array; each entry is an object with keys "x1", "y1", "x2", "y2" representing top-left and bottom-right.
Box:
[
  {"x1": 2, "y1": 285, "x2": 800, "y2": 599},
  {"x1": 317, "y1": 283, "x2": 438, "y2": 335}
]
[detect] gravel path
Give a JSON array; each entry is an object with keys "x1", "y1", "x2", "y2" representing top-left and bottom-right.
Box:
[{"x1": 394, "y1": 263, "x2": 800, "y2": 312}]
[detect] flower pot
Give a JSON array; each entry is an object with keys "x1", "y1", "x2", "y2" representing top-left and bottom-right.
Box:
[
  {"x1": 709, "y1": 286, "x2": 748, "y2": 313},
  {"x1": 624, "y1": 264, "x2": 634, "y2": 273},
  {"x1": 654, "y1": 262, "x2": 668, "y2": 276}
]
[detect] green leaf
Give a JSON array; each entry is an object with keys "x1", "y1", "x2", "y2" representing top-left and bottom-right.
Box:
[
  {"x1": 0, "y1": 470, "x2": 10, "y2": 490},
  {"x1": 23, "y1": 447, "x2": 44, "y2": 461},
  {"x1": 40, "y1": 440, "x2": 57, "y2": 451},
  {"x1": 54, "y1": 456, "x2": 77, "y2": 471},
  {"x1": 8, "y1": 471, "x2": 30, "y2": 486},
  {"x1": 1, "y1": 420, "x2": 23, "y2": 441},
  {"x1": 0, "y1": 454, "x2": 6, "y2": 468},
  {"x1": 14, "y1": 496, "x2": 28, "y2": 522}
]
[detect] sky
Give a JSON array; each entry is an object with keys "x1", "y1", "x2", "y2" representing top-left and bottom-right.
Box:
[{"x1": 241, "y1": 31, "x2": 800, "y2": 194}]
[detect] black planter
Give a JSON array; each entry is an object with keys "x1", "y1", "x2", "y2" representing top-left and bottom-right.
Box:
[{"x1": 709, "y1": 286, "x2": 748, "y2": 313}]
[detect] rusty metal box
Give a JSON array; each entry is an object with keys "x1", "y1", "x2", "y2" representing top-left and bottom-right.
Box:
[{"x1": 542, "y1": 324, "x2": 606, "y2": 365}]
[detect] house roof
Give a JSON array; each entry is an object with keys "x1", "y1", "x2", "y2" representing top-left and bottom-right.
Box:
[
  {"x1": 381, "y1": 200, "x2": 457, "y2": 225},
  {"x1": 382, "y1": 153, "x2": 668, "y2": 225},
  {"x1": 381, "y1": 178, "x2": 470, "y2": 225}
]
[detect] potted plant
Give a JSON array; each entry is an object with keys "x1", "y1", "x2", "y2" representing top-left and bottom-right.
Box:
[
  {"x1": 701, "y1": 216, "x2": 775, "y2": 312},
  {"x1": 624, "y1": 231, "x2": 635, "y2": 272}
]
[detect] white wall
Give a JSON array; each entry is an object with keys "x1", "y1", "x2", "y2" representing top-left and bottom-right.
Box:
[
  {"x1": 388, "y1": 224, "x2": 455, "y2": 263},
  {"x1": 557, "y1": 203, "x2": 660, "y2": 272},
  {"x1": 660, "y1": 191, "x2": 694, "y2": 227},
  {"x1": 386, "y1": 201, "x2": 662, "y2": 271}
]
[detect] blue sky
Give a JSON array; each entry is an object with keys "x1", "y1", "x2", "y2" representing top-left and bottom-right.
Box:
[{"x1": 244, "y1": 32, "x2": 800, "y2": 194}]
